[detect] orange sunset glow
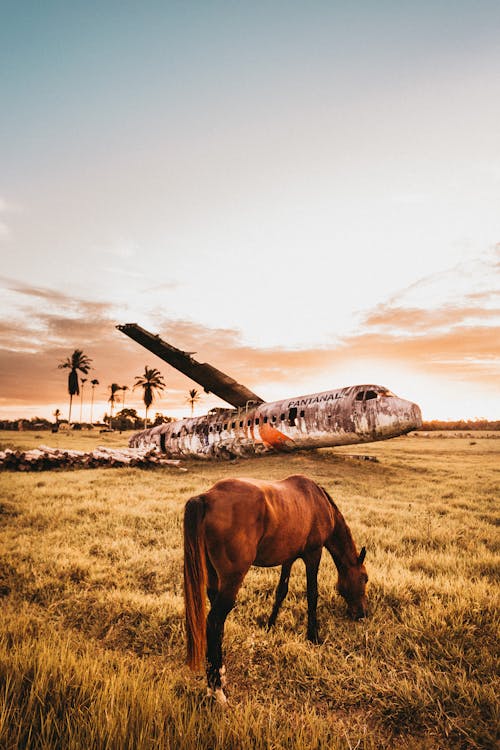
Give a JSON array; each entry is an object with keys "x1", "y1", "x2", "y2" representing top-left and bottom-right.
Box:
[{"x1": 1, "y1": 246, "x2": 499, "y2": 423}]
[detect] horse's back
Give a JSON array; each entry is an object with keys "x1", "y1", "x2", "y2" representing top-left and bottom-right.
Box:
[
  {"x1": 203, "y1": 476, "x2": 269, "y2": 522},
  {"x1": 202, "y1": 475, "x2": 334, "y2": 568},
  {"x1": 206, "y1": 474, "x2": 320, "y2": 499}
]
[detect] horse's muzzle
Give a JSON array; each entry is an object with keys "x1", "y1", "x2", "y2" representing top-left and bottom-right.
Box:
[{"x1": 349, "y1": 605, "x2": 367, "y2": 621}]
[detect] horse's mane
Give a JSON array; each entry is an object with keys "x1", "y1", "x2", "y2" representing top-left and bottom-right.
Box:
[
  {"x1": 318, "y1": 484, "x2": 340, "y2": 512},
  {"x1": 318, "y1": 484, "x2": 359, "y2": 564}
]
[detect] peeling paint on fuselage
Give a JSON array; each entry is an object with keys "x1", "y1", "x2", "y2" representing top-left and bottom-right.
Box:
[{"x1": 129, "y1": 384, "x2": 422, "y2": 459}]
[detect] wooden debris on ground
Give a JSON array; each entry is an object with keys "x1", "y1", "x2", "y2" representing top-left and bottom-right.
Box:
[
  {"x1": 341, "y1": 454, "x2": 379, "y2": 462},
  {"x1": 0, "y1": 445, "x2": 187, "y2": 472}
]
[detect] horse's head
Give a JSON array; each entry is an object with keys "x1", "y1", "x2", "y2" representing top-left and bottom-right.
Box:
[{"x1": 336, "y1": 546, "x2": 368, "y2": 620}]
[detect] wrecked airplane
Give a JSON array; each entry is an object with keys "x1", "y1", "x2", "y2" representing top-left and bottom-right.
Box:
[{"x1": 117, "y1": 323, "x2": 422, "y2": 459}]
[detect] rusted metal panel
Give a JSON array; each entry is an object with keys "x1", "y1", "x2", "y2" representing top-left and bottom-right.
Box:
[
  {"x1": 129, "y1": 384, "x2": 422, "y2": 459},
  {"x1": 117, "y1": 323, "x2": 263, "y2": 408}
]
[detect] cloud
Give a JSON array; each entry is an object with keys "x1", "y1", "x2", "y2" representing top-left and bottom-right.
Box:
[
  {"x1": 4, "y1": 278, "x2": 110, "y2": 315},
  {"x1": 340, "y1": 326, "x2": 499, "y2": 385},
  {"x1": 1, "y1": 254, "x2": 499, "y2": 418},
  {"x1": 0, "y1": 283, "x2": 331, "y2": 412},
  {"x1": 344, "y1": 250, "x2": 500, "y2": 391},
  {"x1": 0, "y1": 276, "x2": 68, "y2": 302},
  {"x1": 0, "y1": 278, "x2": 120, "y2": 408},
  {"x1": 364, "y1": 304, "x2": 500, "y2": 332},
  {"x1": 380, "y1": 246, "x2": 500, "y2": 311},
  {"x1": 143, "y1": 280, "x2": 181, "y2": 293}
]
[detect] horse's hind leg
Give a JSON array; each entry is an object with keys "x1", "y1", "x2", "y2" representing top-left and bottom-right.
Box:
[
  {"x1": 267, "y1": 561, "x2": 293, "y2": 630},
  {"x1": 205, "y1": 559, "x2": 227, "y2": 692},
  {"x1": 304, "y1": 548, "x2": 322, "y2": 643},
  {"x1": 206, "y1": 573, "x2": 246, "y2": 704},
  {"x1": 206, "y1": 556, "x2": 218, "y2": 607}
]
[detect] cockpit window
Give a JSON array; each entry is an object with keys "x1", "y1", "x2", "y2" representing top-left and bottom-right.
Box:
[{"x1": 355, "y1": 390, "x2": 378, "y2": 401}]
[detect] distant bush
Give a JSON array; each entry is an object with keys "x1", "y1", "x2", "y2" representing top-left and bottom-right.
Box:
[
  {"x1": 0, "y1": 410, "x2": 175, "y2": 432},
  {"x1": 421, "y1": 419, "x2": 500, "y2": 431},
  {"x1": 0, "y1": 418, "x2": 54, "y2": 431}
]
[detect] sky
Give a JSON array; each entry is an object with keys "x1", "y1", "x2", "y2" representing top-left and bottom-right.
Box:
[{"x1": 1, "y1": 1, "x2": 499, "y2": 422}]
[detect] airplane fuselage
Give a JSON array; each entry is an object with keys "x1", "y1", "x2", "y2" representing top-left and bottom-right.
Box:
[{"x1": 129, "y1": 384, "x2": 422, "y2": 459}]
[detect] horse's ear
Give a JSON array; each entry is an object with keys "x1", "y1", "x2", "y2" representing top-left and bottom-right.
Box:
[{"x1": 358, "y1": 547, "x2": 366, "y2": 564}]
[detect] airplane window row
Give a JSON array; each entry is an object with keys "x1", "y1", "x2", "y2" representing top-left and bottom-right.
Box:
[{"x1": 166, "y1": 407, "x2": 310, "y2": 440}]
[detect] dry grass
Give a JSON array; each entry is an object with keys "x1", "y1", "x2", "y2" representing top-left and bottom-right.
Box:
[{"x1": 0, "y1": 430, "x2": 498, "y2": 749}]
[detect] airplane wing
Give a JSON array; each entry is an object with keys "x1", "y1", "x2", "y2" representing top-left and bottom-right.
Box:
[{"x1": 117, "y1": 323, "x2": 264, "y2": 409}]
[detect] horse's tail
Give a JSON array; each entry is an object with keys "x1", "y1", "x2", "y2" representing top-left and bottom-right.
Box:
[{"x1": 183, "y1": 495, "x2": 208, "y2": 670}]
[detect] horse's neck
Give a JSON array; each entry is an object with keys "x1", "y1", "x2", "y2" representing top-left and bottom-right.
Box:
[{"x1": 326, "y1": 508, "x2": 358, "y2": 570}]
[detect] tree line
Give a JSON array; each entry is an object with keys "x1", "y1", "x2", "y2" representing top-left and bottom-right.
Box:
[
  {"x1": 55, "y1": 349, "x2": 202, "y2": 430},
  {"x1": 421, "y1": 419, "x2": 500, "y2": 431}
]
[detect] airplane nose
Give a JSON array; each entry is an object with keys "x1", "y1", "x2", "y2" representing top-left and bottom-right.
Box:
[{"x1": 409, "y1": 403, "x2": 423, "y2": 430}]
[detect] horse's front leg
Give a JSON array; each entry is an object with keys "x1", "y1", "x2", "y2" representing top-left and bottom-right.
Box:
[
  {"x1": 304, "y1": 549, "x2": 322, "y2": 643},
  {"x1": 267, "y1": 561, "x2": 293, "y2": 630}
]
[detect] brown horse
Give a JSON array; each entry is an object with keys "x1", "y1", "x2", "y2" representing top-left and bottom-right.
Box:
[{"x1": 183, "y1": 474, "x2": 368, "y2": 703}]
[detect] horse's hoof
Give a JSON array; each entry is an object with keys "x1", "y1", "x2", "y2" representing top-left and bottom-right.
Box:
[
  {"x1": 215, "y1": 688, "x2": 228, "y2": 705},
  {"x1": 206, "y1": 687, "x2": 228, "y2": 705},
  {"x1": 220, "y1": 665, "x2": 227, "y2": 688},
  {"x1": 307, "y1": 633, "x2": 321, "y2": 645}
]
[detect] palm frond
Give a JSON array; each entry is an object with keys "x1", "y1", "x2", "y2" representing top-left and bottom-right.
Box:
[
  {"x1": 70, "y1": 349, "x2": 93, "y2": 374},
  {"x1": 133, "y1": 365, "x2": 166, "y2": 418}
]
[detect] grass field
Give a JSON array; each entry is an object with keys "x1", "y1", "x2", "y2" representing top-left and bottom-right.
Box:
[{"x1": 0, "y1": 429, "x2": 498, "y2": 749}]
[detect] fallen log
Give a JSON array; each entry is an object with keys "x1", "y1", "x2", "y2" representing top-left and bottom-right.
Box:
[{"x1": 0, "y1": 446, "x2": 187, "y2": 472}]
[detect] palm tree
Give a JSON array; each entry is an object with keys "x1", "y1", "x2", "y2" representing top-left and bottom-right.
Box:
[
  {"x1": 186, "y1": 388, "x2": 201, "y2": 416},
  {"x1": 121, "y1": 385, "x2": 129, "y2": 410},
  {"x1": 90, "y1": 379, "x2": 99, "y2": 425},
  {"x1": 79, "y1": 377, "x2": 88, "y2": 423},
  {"x1": 133, "y1": 366, "x2": 166, "y2": 427},
  {"x1": 58, "y1": 349, "x2": 92, "y2": 425},
  {"x1": 108, "y1": 383, "x2": 121, "y2": 427}
]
